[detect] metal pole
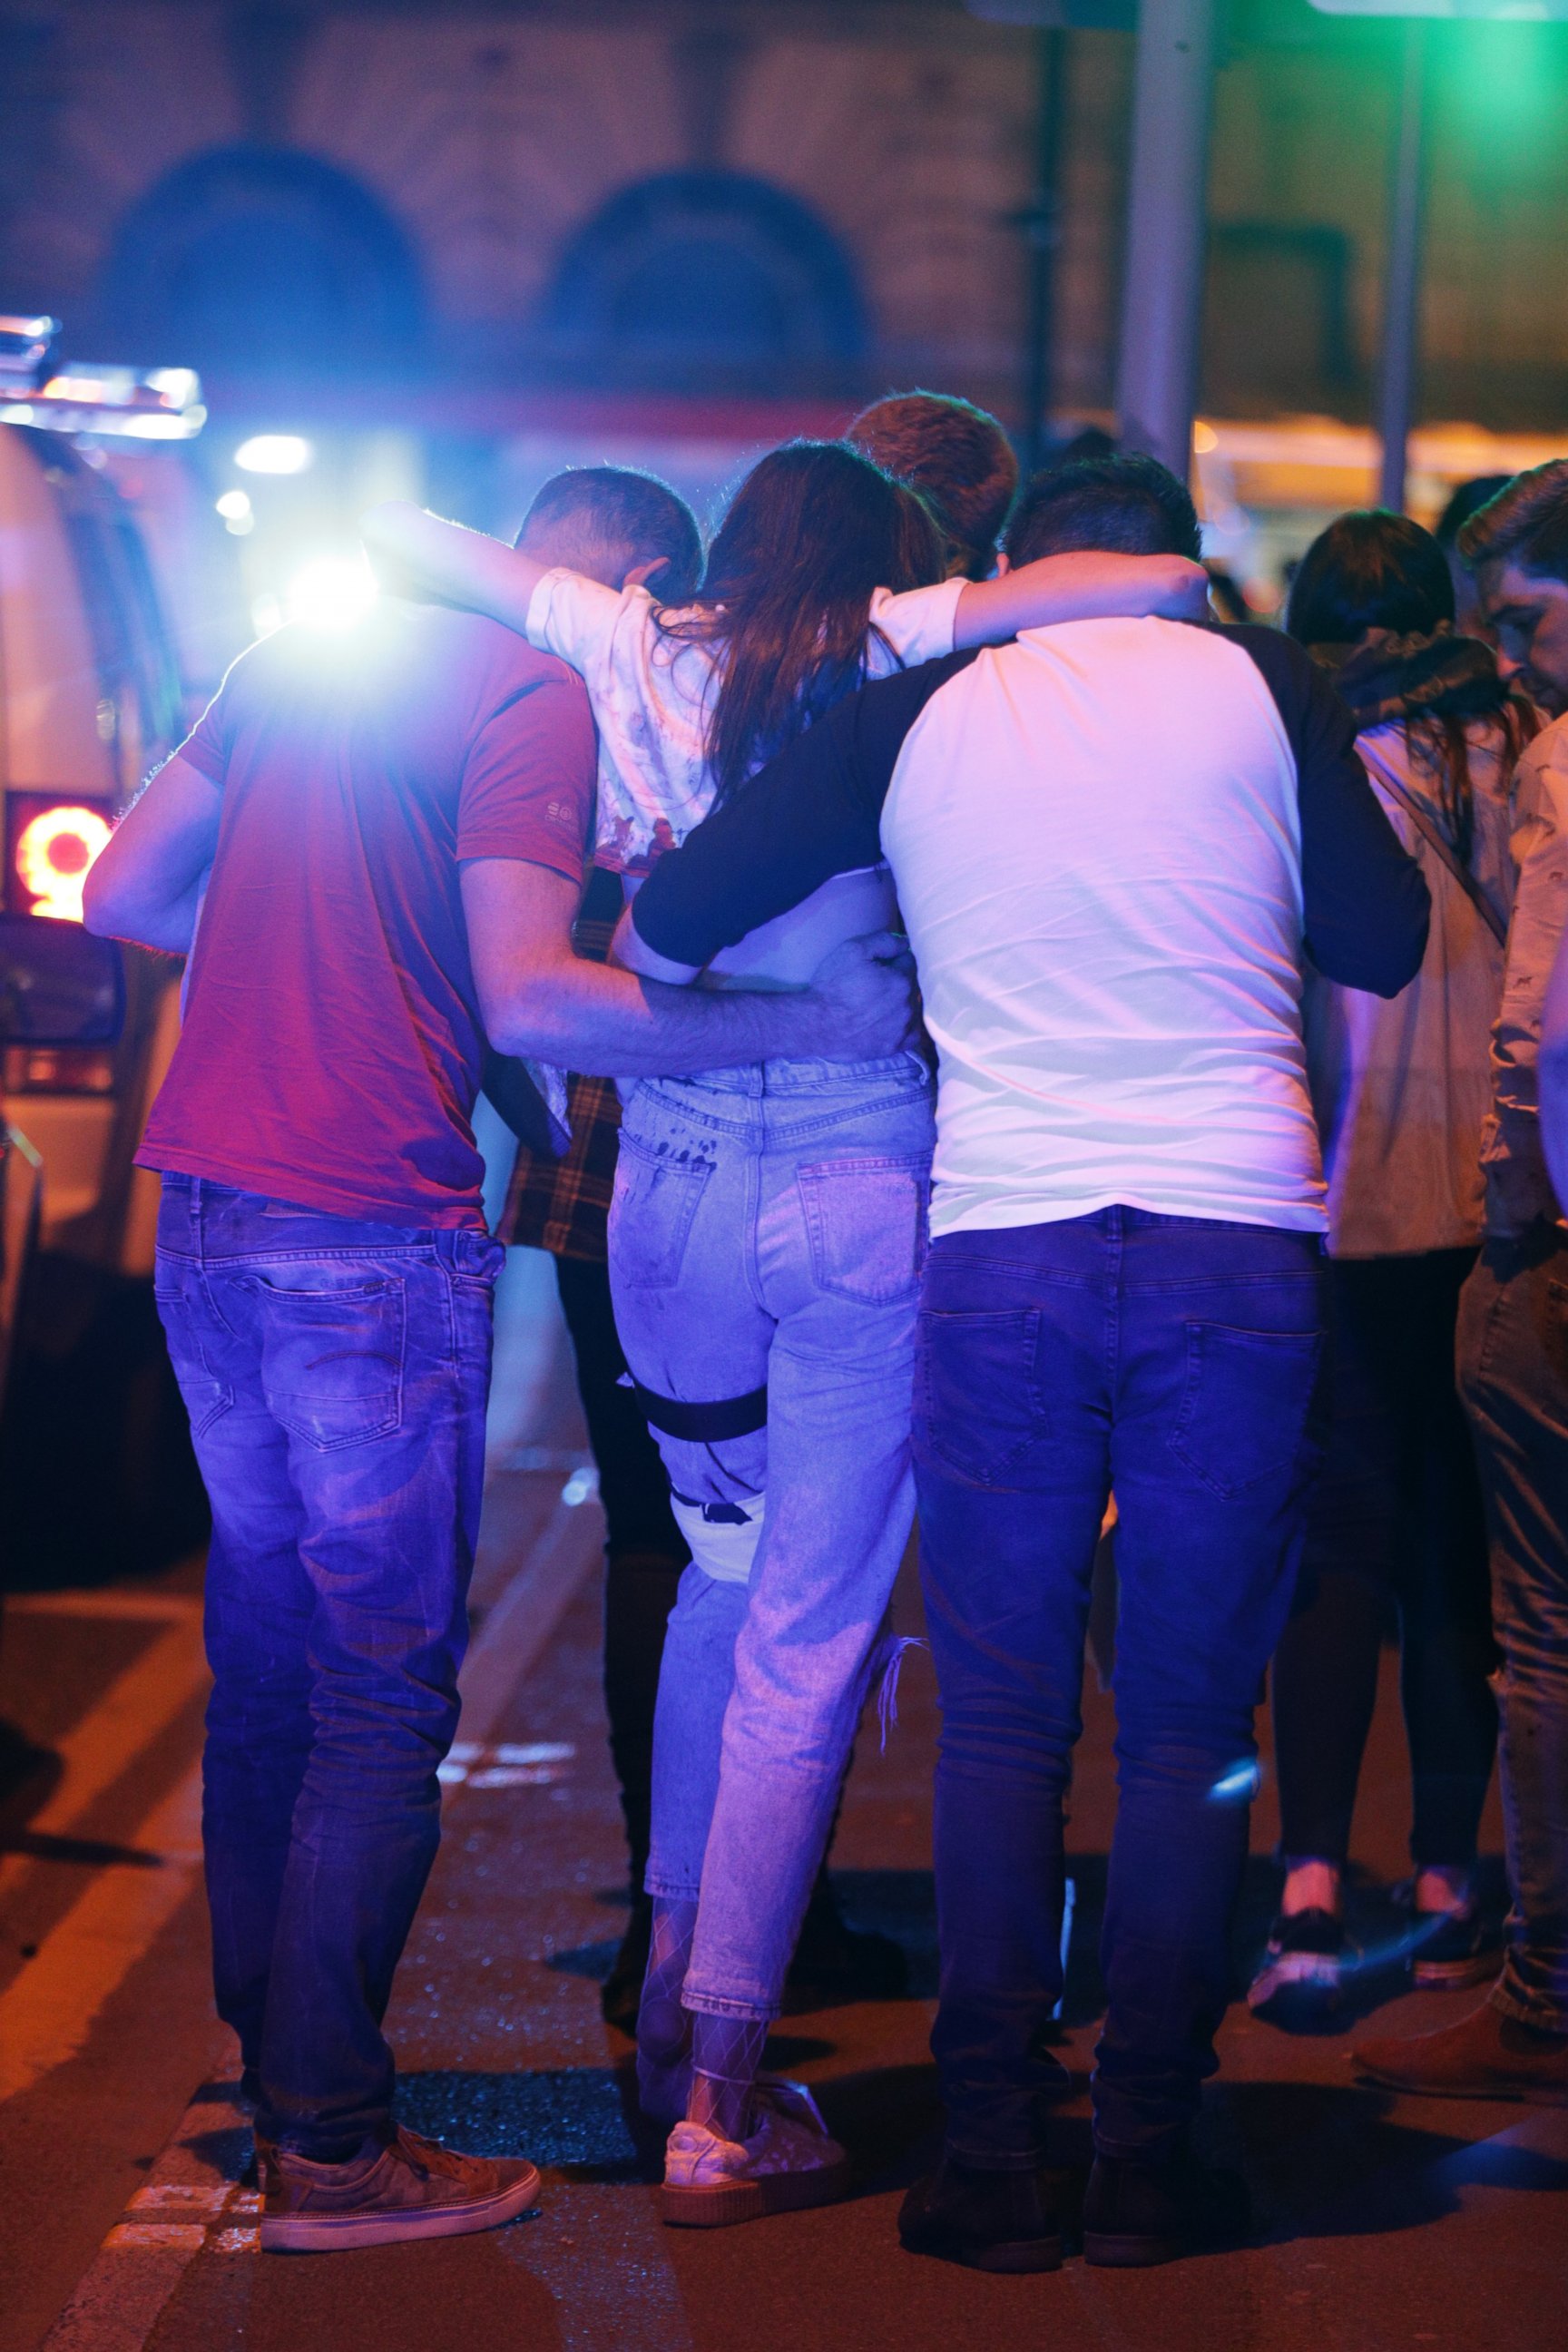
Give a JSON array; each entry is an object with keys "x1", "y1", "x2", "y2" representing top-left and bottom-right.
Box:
[
  {"x1": 1020, "y1": 28, "x2": 1067, "y2": 478},
  {"x1": 1377, "y1": 23, "x2": 1427, "y2": 514},
  {"x1": 1115, "y1": 0, "x2": 1219, "y2": 482}
]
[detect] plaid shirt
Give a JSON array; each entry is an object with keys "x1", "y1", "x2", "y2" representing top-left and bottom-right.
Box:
[{"x1": 499, "y1": 867, "x2": 623, "y2": 1263}]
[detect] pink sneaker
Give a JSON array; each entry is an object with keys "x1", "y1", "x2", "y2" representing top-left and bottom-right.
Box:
[
  {"x1": 259, "y1": 2126, "x2": 540, "y2": 2253},
  {"x1": 662, "y1": 2079, "x2": 850, "y2": 2228}
]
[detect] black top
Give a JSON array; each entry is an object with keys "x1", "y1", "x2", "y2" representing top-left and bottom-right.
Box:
[{"x1": 631, "y1": 622, "x2": 1430, "y2": 1001}]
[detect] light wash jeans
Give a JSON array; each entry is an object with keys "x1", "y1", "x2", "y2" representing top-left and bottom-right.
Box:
[{"x1": 608, "y1": 1053, "x2": 936, "y2": 2022}]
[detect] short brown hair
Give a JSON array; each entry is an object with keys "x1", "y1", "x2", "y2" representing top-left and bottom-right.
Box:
[
  {"x1": 848, "y1": 391, "x2": 1018, "y2": 581},
  {"x1": 1457, "y1": 458, "x2": 1568, "y2": 584},
  {"x1": 517, "y1": 466, "x2": 702, "y2": 603}
]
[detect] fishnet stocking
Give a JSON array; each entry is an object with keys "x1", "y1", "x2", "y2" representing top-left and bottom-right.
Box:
[
  {"x1": 689, "y1": 2013, "x2": 769, "y2": 2142},
  {"x1": 636, "y1": 1896, "x2": 696, "y2": 2122}
]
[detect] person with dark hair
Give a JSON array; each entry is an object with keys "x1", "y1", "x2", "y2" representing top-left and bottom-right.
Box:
[
  {"x1": 502, "y1": 465, "x2": 906, "y2": 2040},
  {"x1": 616, "y1": 453, "x2": 1429, "y2": 2269},
  {"x1": 1003, "y1": 450, "x2": 1204, "y2": 565},
  {"x1": 1352, "y1": 461, "x2": 1568, "y2": 2104},
  {"x1": 1247, "y1": 510, "x2": 1533, "y2": 2027},
  {"x1": 513, "y1": 465, "x2": 703, "y2": 603},
  {"x1": 366, "y1": 448, "x2": 1204, "y2": 2226},
  {"x1": 494, "y1": 466, "x2": 701, "y2": 2036},
  {"x1": 77, "y1": 483, "x2": 918, "y2": 2254},
  {"x1": 1435, "y1": 474, "x2": 1514, "y2": 638},
  {"x1": 848, "y1": 390, "x2": 1019, "y2": 581}
]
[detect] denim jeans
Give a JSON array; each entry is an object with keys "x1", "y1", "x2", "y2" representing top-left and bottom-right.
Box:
[
  {"x1": 1457, "y1": 1228, "x2": 1568, "y2": 2033},
  {"x1": 915, "y1": 1208, "x2": 1326, "y2": 2164},
  {"x1": 609, "y1": 1054, "x2": 935, "y2": 2020},
  {"x1": 154, "y1": 1176, "x2": 502, "y2": 2158}
]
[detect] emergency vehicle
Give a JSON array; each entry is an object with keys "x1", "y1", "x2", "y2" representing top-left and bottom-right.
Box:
[{"x1": 0, "y1": 317, "x2": 209, "y2": 1563}]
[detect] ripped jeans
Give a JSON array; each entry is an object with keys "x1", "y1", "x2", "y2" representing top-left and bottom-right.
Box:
[{"x1": 609, "y1": 1054, "x2": 935, "y2": 2022}]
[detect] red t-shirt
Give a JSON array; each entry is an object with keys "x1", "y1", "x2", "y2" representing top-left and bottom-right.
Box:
[{"x1": 138, "y1": 604, "x2": 595, "y2": 1229}]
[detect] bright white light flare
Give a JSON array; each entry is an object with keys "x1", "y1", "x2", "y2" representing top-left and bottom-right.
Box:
[
  {"x1": 284, "y1": 554, "x2": 378, "y2": 632},
  {"x1": 234, "y1": 433, "x2": 312, "y2": 475}
]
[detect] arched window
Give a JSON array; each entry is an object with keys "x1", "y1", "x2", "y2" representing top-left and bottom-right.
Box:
[
  {"x1": 99, "y1": 147, "x2": 422, "y2": 374},
  {"x1": 543, "y1": 172, "x2": 864, "y2": 393}
]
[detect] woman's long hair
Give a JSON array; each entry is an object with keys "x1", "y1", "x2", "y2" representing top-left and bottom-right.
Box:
[
  {"x1": 660, "y1": 441, "x2": 945, "y2": 805},
  {"x1": 1287, "y1": 508, "x2": 1534, "y2": 865}
]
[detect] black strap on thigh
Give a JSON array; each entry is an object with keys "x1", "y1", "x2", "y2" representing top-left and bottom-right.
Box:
[{"x1": 627, "y1": 1378, "x2": 768, "y2": 1442}]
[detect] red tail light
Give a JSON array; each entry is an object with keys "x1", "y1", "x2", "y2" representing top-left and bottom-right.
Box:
[{"x1": 5, "y1": 794, "x2": 113, "y2": 922}]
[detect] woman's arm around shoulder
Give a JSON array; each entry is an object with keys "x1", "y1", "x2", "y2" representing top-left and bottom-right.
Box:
[
  {"x1": 952, "y1": 550, "x2": 1210, "y2": 649},
  {"x1": 361, "y1": 503, "x2": 548, "y2": 636}
]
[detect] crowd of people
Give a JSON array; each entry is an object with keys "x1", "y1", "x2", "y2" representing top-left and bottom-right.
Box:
[{"x1": 80, "y1": 391, "x2": 1568, "y2": 2271}]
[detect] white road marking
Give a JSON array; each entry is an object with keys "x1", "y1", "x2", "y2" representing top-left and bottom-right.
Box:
[
  {"x1": 38, "y1": 2068, "x2": 250, "y2": 2352},
  {"x1": 456, "y1": 1486, "x2": 604, "y2": 1750},
  {"x1": 25, "y1": 1485, "x2": 605, "y2": 2345},
  {"x1": 9, "y1": 1592, "x2": 202, "y2": 1623},
  {"x1": 0, "y1": 1758, "x2": 203, "y2": 2102},
  {"x1": 0, "y1": 1607, "x2": 208, "y2": 1910}
]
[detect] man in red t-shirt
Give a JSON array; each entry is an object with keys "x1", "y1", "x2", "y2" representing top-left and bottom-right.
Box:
[{"x1": 83, "y1": 470, "x2": 915, "y2": 2255}]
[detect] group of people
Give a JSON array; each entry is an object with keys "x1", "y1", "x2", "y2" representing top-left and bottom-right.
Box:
[{"x1": 82, "y1": 391, "x2": 1568, "y2": 2271}]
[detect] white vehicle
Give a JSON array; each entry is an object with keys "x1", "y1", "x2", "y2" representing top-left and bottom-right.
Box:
[{"x1": 0, "y1": 317, "x2": 207, "y2": 1563}]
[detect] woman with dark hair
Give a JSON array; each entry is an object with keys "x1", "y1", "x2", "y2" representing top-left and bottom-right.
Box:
[
  {"x1": 1250, "y1": 508, "x2": 1535, "y2": 2026},
  {"x1": 367, "y1": 447, "x2": 1205, "y2": 2220}
]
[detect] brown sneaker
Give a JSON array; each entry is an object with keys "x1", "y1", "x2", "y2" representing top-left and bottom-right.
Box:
[
  {"x1": 1352, "y1": 1997, "x2": 1568, "y2": 2106},
  {"x1": 259, "y1": 2125, "x2": 541, "y2": 2252}
]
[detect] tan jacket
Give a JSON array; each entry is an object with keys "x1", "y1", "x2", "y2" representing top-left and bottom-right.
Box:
[
  {"x1": 1481, "y1": 709, "x2": 1568, "y2": 1235},
  {"x1": 1305, "y1": 715, "x2": 1516, "y2": 1256}
]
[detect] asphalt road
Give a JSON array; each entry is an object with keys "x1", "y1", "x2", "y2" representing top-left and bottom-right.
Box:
[{"x1": 4, "y1": 1285, "x2": 1566, "y2": 2352}]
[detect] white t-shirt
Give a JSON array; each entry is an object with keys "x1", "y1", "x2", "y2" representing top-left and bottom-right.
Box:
[
  {"x1": 629, "y1": 615, "x2": 1432, "y2": 1244},
  {"x1": 880, "y1": 621, "x2": 1328, "y2": 1234},
  {"x1": 523, "y1": 568, "x2": 965, "y2": 876}
]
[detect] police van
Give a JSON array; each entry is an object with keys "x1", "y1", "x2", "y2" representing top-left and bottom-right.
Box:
[{"x1": 0, "y1": 317, "x2": 210, "y2": 1569}]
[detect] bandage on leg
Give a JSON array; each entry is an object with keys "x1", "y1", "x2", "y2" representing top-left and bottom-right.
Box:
[{"x1": 669, "y1": 1490, "x2": 767, "y2": 1587}]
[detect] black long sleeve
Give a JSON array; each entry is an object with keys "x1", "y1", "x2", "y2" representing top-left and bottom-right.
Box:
[
  {"x1": 1220, "y1": 625, "x2": 1431, "y2": 997},
  {"x1": 631, "y1": 650, "x2": 977, "y2": 968}
]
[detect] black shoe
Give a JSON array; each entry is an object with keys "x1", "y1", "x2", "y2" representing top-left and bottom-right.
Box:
[
  {"x1": 1082, "y1": 2146, "x2": 1250, "y2": 2269},
  {"x1": 786, "y1": 1876, "x2": 909, "y2": 2009},
  {"x1": 1246, "y1": 1907, "x2": 1347, "y2": 2028},
  {"x1": 601, "y1": 1893, "x2": 652, "y2": 2034},
  {"x1": 1410, "y1": 1905, "x2": 1501, "y2": 1991},
  {"x1": 898, "y1": 2154, "x2": 1065, "y2": 2274}
]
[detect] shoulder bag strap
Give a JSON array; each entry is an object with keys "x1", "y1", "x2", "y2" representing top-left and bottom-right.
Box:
[{"x1": 1357, "y1": 739, "x2": 1509, "y2": 948}]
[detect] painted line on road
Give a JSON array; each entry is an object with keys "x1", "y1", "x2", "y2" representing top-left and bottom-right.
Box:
[
  {"x1": 38, "y1": 2068, "x2": 254, "y2": 2352},
  {"x1": 0, "y1": 1755, "x2": 204, "y2": 2103},
  {"x1": 0, "y1": 1605, "x2": 208, "y2": 1911},
  {"x1": 456, "y1": 1479, "x2": 605, "y2": 1752},
  {"x1": 26, "y1": 1484, "x2": 605, "y2": 2347},
  {"x1": 9, "y1": 1591, "x2": 203, "y2": 1623}
]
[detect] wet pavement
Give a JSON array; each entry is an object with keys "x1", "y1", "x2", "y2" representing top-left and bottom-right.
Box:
[{"x1": 5, "y1": 1278, "x2": 1567, "y2": 2351}]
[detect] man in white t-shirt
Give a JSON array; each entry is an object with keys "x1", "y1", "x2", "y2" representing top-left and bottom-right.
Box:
[{"x1": 621, "y1": 455, "x2": 1430, "y2": 2271}]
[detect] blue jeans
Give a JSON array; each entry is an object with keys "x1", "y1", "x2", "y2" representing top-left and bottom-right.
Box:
[
  {"x1": 915, "y1": 1208, "x2": 1327, "y2": 2163},
  {"x1": 609, "y1": 1054, "x2": 935, "y2": 2020},
  {"x1": 154, "y1": 1176, "x2": 502, "y2": 2159},
  {"x1": 1457, "y1": 1228, "x2": 1568, "y2": 2033}
]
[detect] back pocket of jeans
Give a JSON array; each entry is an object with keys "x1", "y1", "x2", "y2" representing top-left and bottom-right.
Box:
[
  {"x1": 1169, "y1": 1322, "x2": 1322, "y2": 1500},
  {"x1": 252, "y1": 1277, "x2": 406, "y2": 1450},
  {"x1": 610, "y1": 1133, "x2": 713, "y2": 1289},
  {"x1": 798, "y1": 1157, "x2": 929, "y2": 1305},
  {"x1": 915, "y1": 1307, "x2": 1046, "y2": 1486},
  {"x1": 153, "y1": 1278, "x2": 233, "y2": 1438}
]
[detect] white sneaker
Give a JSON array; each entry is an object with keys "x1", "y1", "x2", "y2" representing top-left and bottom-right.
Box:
[{"x1": 662, "y1": 2078, "x2": 850, "y2": 2228}]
